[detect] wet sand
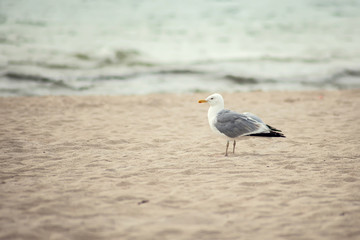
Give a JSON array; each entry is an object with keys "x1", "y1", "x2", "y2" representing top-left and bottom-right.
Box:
[{"x1": 0, "y1": 90, "x2": 359, "y2": 240}]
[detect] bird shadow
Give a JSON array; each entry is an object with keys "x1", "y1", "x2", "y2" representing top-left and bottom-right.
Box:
[{"x1": 208, "y1": 152, "x2": 283, "y2": 158}]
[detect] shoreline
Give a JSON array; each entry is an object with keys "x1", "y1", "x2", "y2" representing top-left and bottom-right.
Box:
[{"x1": 1, "y1": 89, "x2": 359, "y2": 240}]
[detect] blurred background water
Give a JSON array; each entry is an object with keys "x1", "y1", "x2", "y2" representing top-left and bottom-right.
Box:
[{"x1": 0, "y1": 0, "x2": 360, "y2": 96}]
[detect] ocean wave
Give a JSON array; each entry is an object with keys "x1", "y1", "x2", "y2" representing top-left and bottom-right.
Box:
[
  {"x1": 3, "y1": 72, "x2": 91, "y2": 91},
  {"x1": 3, "y1": 66, "x2": 360, "y2": 94}
]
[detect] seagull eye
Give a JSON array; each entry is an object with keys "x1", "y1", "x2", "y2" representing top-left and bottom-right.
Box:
[{"x1": 210, "y1": 97, "x2": 214, "y2": 100}]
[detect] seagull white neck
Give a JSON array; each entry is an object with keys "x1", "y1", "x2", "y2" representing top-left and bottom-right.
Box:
[{"x1": 208, "y1": 104, "x2": 224, "y2": 125}]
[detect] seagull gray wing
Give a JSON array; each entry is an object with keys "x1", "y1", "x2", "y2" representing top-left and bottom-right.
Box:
[
  {"x1": 243, "y1": 112, "x2": 265, "y2": 124},
  {"x1": 243, "y1": 112, "x2": 281, "y2": 132},
  {"x1": 214, "y1": 110, "x2": 266, "y2": 138}
]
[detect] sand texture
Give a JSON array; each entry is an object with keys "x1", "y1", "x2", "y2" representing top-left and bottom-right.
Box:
[{"x1": 1, "y1": 90, "x2": 360, "y2": 240}]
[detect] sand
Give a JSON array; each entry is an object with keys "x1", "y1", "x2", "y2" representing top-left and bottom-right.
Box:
[{"x1": 0, "y1": 90, "x2": 359, "y2": 240}]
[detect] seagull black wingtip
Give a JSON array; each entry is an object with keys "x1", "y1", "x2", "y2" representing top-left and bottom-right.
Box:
[
  {"x1": 266, "y1": 124, "x2": 282, "y2": 132},
  {"x1": 249, "y1": 131, "x2": 286, "y2": 138}
]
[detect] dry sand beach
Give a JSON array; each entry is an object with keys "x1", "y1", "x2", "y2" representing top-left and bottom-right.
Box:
[{"x1": 0, "y1": 90, "x2": 359, "y2": 240}]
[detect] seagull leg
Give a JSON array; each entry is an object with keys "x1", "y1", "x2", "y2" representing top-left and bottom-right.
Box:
[
  {"x1": 233, "y1": 140, "x2": 236, "y2": 154},
  {"x1": 225, "y1": 140, "x2": 229, "y2": 156}
]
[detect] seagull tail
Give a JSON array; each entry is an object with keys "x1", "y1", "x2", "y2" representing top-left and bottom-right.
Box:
[{"x1": 249, "y1": 131, "x2": 286, "y2": 138}]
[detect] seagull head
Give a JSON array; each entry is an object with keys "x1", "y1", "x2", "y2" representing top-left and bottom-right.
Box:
[{"x1": 198, "y1": 93, "x2": 224, "y2": 107}]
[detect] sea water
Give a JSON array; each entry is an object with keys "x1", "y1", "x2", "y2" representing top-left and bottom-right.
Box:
[{"x1": 0, "y1": 0, "x2": 360, "y2": 96}]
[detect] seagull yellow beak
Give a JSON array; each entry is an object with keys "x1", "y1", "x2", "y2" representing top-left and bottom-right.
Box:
[{"x1": 198, "y1": 99, "x2": 207, "y2": 103}]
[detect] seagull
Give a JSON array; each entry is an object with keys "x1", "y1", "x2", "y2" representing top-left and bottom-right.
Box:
[{"x1": 198, "y1": 93, "x2": 285, "y2": 156}]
